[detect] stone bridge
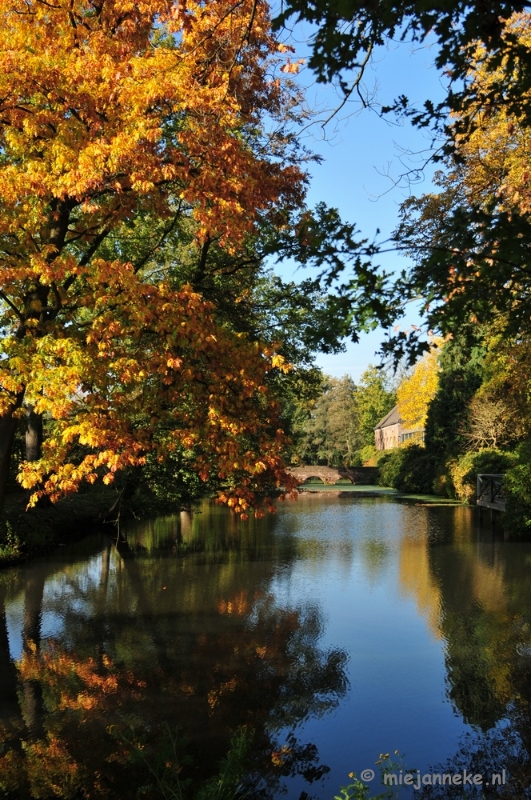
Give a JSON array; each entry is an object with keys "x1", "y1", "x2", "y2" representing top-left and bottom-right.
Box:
[{"x1": 287, "y1": 465, "x2": 379, "y2": 485}]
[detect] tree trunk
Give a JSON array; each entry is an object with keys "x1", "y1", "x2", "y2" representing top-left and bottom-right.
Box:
[
  {"x1": 25, "y1": 406, "x2": 43, "y2": 462},
  {"x1": 0, "y1": 391, "x2": 24, "y2": 517},
  {"x1": 24, "y1": 405, "x2": 51, "y2": 507}
]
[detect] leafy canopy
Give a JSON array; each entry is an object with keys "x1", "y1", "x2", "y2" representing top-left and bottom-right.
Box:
[{"x1": 0, "y1": 0, "x2": 312, "y2": 515}]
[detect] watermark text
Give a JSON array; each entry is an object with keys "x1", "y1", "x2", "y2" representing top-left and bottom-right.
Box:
[
  {"x1": 358, "y1": 768, "x2": 507, "y2": 790},
  {"x1": 382, "y1": 769, "x2": 507, "y2": 791}
]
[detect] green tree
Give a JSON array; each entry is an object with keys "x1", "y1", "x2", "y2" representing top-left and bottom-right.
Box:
[
  {"x1": 302, "y1": 376, "x2": 361, "y2": 466},
  {"x1": 356, "y1": 366, "x2": 396, "y2": 449},
  {"x1": 424, "y1": 330, "x2": 486, "y2": 459},
  {"x1": 377, "y1": 444, "x2": 437, "y2": 494}
]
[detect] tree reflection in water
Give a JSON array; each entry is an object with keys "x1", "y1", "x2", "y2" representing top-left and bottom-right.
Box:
[
  {"x1": 414, "y1": 509, "x2": 531, "y2": 799},
  {"x1": 0, "y1": 584, "x2": 348, "y2": 799}
]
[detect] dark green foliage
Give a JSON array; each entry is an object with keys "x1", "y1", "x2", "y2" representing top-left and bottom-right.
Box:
[
  {"x1": 424, "y1": 331, "x2": 486, "y2": 458},
  {"x1": 377, "y1": 445, "x2": 437, "y2": 494},
  {"x1": 195, "y1": 727, "x2": 253, "y2": 800},
  {"x1": 295, "y1": 376, "x2": 362, "y2": 466},
  {"x1": 286, "y1": 365, "x2": 395, "y2": 467},
  {"x1": 388, "y1": 191, "x2": 531, "y2": 361},
  {"x1": 6, "y1": 428, "x2": 24, "y2": 492},
  {"x1": 503, "y1": 440, "x2": 531, "y2": 538},
  {"x1": 121, "y1": 449, "x2": 214, "y2": 516}
]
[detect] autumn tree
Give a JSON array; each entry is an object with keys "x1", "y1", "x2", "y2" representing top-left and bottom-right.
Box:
[
  {"x1": 0, "y1": 0, "x2": 315, "y2": 517},
  {"x1": 388, "y1": 12, "x2": 531, "y2": 360},
  {"x1": 459, "y1": 324, "x2": 531, "y2": 452},
  {"x1": 396, "y1": 340, "x2": 442, "y2": 436}
]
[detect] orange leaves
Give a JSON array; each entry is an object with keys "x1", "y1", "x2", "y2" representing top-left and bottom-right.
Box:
[
  {"x1": 280, "y1": 58, "x2": 305, "y2": 74},
  {"x1": 0, "y1": 0, "x2": 308, "y2": 516},
  {"x1": 1, "y1": 641, "x2": 149, "y2": 797},
  {"x1": 19, "y1": 644, "x2": 120, "y2": 705},
  {"x1": 11, "y1": 275, "x2": 296, "y2": 511},
  {"x1": 0, "y1": 0, "x2": 305, "y2": 249}
]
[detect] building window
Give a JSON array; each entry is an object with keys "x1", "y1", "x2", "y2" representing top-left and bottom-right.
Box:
[{"x1": 399, "y1": 430, "x2": 425, "y2": 444}]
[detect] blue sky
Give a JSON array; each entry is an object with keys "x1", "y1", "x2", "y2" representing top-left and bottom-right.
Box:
[{"x1": 275, "y1": 27, "x2": 447, "y2": 381}]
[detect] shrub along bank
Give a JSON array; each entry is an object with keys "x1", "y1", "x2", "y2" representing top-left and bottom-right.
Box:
[{"x1": 374, "y1": 330, "x2": 531, "y2": 537}]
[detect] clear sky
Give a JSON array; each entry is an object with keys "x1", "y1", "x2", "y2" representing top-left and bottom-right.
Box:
[{"x1": 275, "y1": 26, "x2": 447, "y2": 381}]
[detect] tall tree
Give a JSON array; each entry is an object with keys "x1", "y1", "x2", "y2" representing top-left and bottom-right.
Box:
[
  {"x1": 424, "y1": 329, "x2": 486, "y2": 458},
  {"x1": 355, "y1": 365, "x2": 396, "y2": 448},
  {"x1": 0, "y1": 0, "x2": 310, "y2": 516},
  {"x1": 301, "y1": 376, "x2": 361, "y2": 466}
]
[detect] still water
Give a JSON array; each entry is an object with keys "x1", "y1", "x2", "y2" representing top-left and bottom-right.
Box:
[{"x1": 1, "y1": 494, "x2": 530, "y2": 799}]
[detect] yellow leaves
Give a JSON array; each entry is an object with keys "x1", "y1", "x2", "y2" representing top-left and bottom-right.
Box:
[
  {"x1": 0, "y1": 0, "x2": 305, "y2": 248},
  {"x1": 271, "y1": 353, "x2": 291, "y2": 373},
  {"x1": 448, "y1": 12, "x2": 531, "y2": 217},
  {"x1": 396, "y1": 338, "x2": 443, "y2": 433},
  {"x1": 0, "y1": 0, "x2": 306, "y2": 518},
  {"x1": 280, "y1": 58, "x2": 305, "y2": 74}
]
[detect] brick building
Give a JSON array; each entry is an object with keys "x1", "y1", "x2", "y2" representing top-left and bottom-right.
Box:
[{"x1": 374, "y1": 405, "x2": 425, "y2": 451}]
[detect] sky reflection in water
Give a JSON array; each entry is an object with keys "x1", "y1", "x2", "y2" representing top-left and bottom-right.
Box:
[{"x1": 1, "y1": 495, "x2": 530, "y2": 798}]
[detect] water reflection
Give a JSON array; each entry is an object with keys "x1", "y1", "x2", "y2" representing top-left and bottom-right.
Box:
[
  {"x1": 1, "y1": 497, "x2": 531, "y2": 798},
  {"x1": 0, "y1": 504, "x2": 348, "y2": 799},
  {"x1": 392, "y1": 504, "x2": 531, "y2": 798}
]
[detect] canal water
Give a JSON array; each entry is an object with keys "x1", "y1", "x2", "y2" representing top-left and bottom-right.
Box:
[{"x1": 0, "y1": 493, "x2": 530, "y2": 799}]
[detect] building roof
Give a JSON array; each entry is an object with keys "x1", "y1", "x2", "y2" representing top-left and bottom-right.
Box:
[{"x1": 374, "y1": 404, "x2": 402, "y2": 430}]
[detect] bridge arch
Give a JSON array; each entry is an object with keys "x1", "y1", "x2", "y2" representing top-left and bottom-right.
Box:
[{"x1": 287, "y1": 465, "x2": 379, "y2": 485}]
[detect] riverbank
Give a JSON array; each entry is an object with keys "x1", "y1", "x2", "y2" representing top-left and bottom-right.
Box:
[
  {"x1": 0, "y1": 487, "x2": 120, "y2": 566},
  {"x1": 298, "y1": 483, "x2": 461, "y2": 503}
]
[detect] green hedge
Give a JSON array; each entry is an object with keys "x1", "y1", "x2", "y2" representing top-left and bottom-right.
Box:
[
  {"x1": 377, "y1": 445, "x2": 437, "y2": 494},
  {"x1": 503, "y1": 440, "x2": 531, "y2": 538}
]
